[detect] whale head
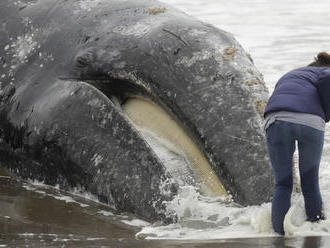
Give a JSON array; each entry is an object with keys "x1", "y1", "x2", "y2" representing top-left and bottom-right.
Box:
[{"x1": 0, "y1": 0, "x2": 273, "y2": 222}]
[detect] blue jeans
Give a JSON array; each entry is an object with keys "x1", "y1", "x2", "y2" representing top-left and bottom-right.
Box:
[{"x1": 266, "y1": 121, "x2": 324, "y2": 235}]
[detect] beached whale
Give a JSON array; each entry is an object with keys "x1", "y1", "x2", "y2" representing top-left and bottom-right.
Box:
[{"x1": 0, "y1": 0, "x2": 273, "y2": 222}]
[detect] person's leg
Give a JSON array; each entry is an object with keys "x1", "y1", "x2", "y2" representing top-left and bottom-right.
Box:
[
  {"x1": 266, "y1": 121, "x2": 296, "y2": 235},
  {"x1": 297, "y1": 125, "x2": 324, "y2": 222}
]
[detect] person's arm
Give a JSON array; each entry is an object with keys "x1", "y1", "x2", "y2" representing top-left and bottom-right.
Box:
[{"x1": 315, "y1": 69, "x2": 330, "y2": 122}]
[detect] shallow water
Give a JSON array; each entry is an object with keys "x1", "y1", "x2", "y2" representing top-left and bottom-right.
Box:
[
  {"x1": 1, "y1": 167, "x2": 330, "y2": 248},
  {"x1": 2, "y1": 167, "x2": 324, "y2": 248},
  {"x1": 2, "y1": 0, "x2": 330, "y2": 246}
]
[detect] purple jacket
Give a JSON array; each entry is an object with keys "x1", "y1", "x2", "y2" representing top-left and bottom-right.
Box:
[{"x1": 264, "y1": 66, "x2": 330, "y2": 122}]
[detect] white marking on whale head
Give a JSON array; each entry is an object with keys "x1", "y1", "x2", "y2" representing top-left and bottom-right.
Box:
[
  {"x1": 13, "y1": 34, "x2": 38, "y2": 62},
  {"x1": 13, "y1": 0, "x2": 36, "y2": 8},
  {"x1": 175, "y1": 50, "x2": 213, "y2": 67},
  {"x1": 91, "y1": 153, "x2": 103, "y2": 167},
  {"x1": 79, "y1": 0, "x2": 102, "y2": 11},
  {"x1": 87, "y1": 98, "x2": 106, "y2": 111},
  {"x1": 112, "y1": 22, "x2": 153, "y2": 38}
]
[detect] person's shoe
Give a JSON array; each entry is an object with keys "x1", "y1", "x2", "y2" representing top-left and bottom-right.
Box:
[{"x1": 307, "y1": 212, "x2": 325, "y2": 222}]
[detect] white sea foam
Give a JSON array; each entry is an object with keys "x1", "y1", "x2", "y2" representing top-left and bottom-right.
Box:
[
  {"x1": 138, "y1": 186, "x2": 277, "y2": 239},
  {"x1": 121, "y1": 219, "x2": 150, "y2": 227},
  {"x1": 23, "y1": 181, "x2": 94, "y2": 208},
  {"x1": 98, "y1": 210, "x2": 114, "y2": 216},
  {"x1": 86, "y1": 237, "x2": 106, "y2": 241}
]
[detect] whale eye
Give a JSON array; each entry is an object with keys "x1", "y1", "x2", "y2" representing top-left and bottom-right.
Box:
[
  {"x1": 76, "y1": 55, "x2": 91, "y2": 68},
  {"x1": 75, "y1": 50, "x2": 94, "y2": 68}
]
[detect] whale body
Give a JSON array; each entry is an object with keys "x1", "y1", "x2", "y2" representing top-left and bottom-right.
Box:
[{"x1": 0, "y1": 0, "x2": 273, "y2": 222}]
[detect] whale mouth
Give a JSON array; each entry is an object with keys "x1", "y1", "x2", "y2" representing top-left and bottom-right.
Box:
[{"x1": 87, "y1": 78, "x2": 229, "y2": 200}]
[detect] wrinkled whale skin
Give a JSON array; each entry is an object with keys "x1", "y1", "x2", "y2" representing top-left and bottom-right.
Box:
[{"x1": 0, "y1": 0, "x2": 273, "y2": 221}]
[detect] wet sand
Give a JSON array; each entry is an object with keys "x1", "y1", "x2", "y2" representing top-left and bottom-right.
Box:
[
  {"x1": 0, "y1": 167, "x2": 137, "y2": 247},
  {"x1": 0, "y1": 167, "x2": 329, "y2": 247}
]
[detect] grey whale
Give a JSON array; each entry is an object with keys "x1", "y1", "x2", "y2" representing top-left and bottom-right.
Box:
[{"x1": 0, "y1": 0, "x2": 273, "y2": 222}]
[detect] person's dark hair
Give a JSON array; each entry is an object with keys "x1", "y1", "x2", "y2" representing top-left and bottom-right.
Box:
[{"x1": 308, "y1": 52, "x2": 330, "y2": 67}]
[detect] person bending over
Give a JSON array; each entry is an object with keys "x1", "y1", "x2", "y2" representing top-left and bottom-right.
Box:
[{"x1": 264, "y1": 52, "x2": 330, "y2": 235}]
